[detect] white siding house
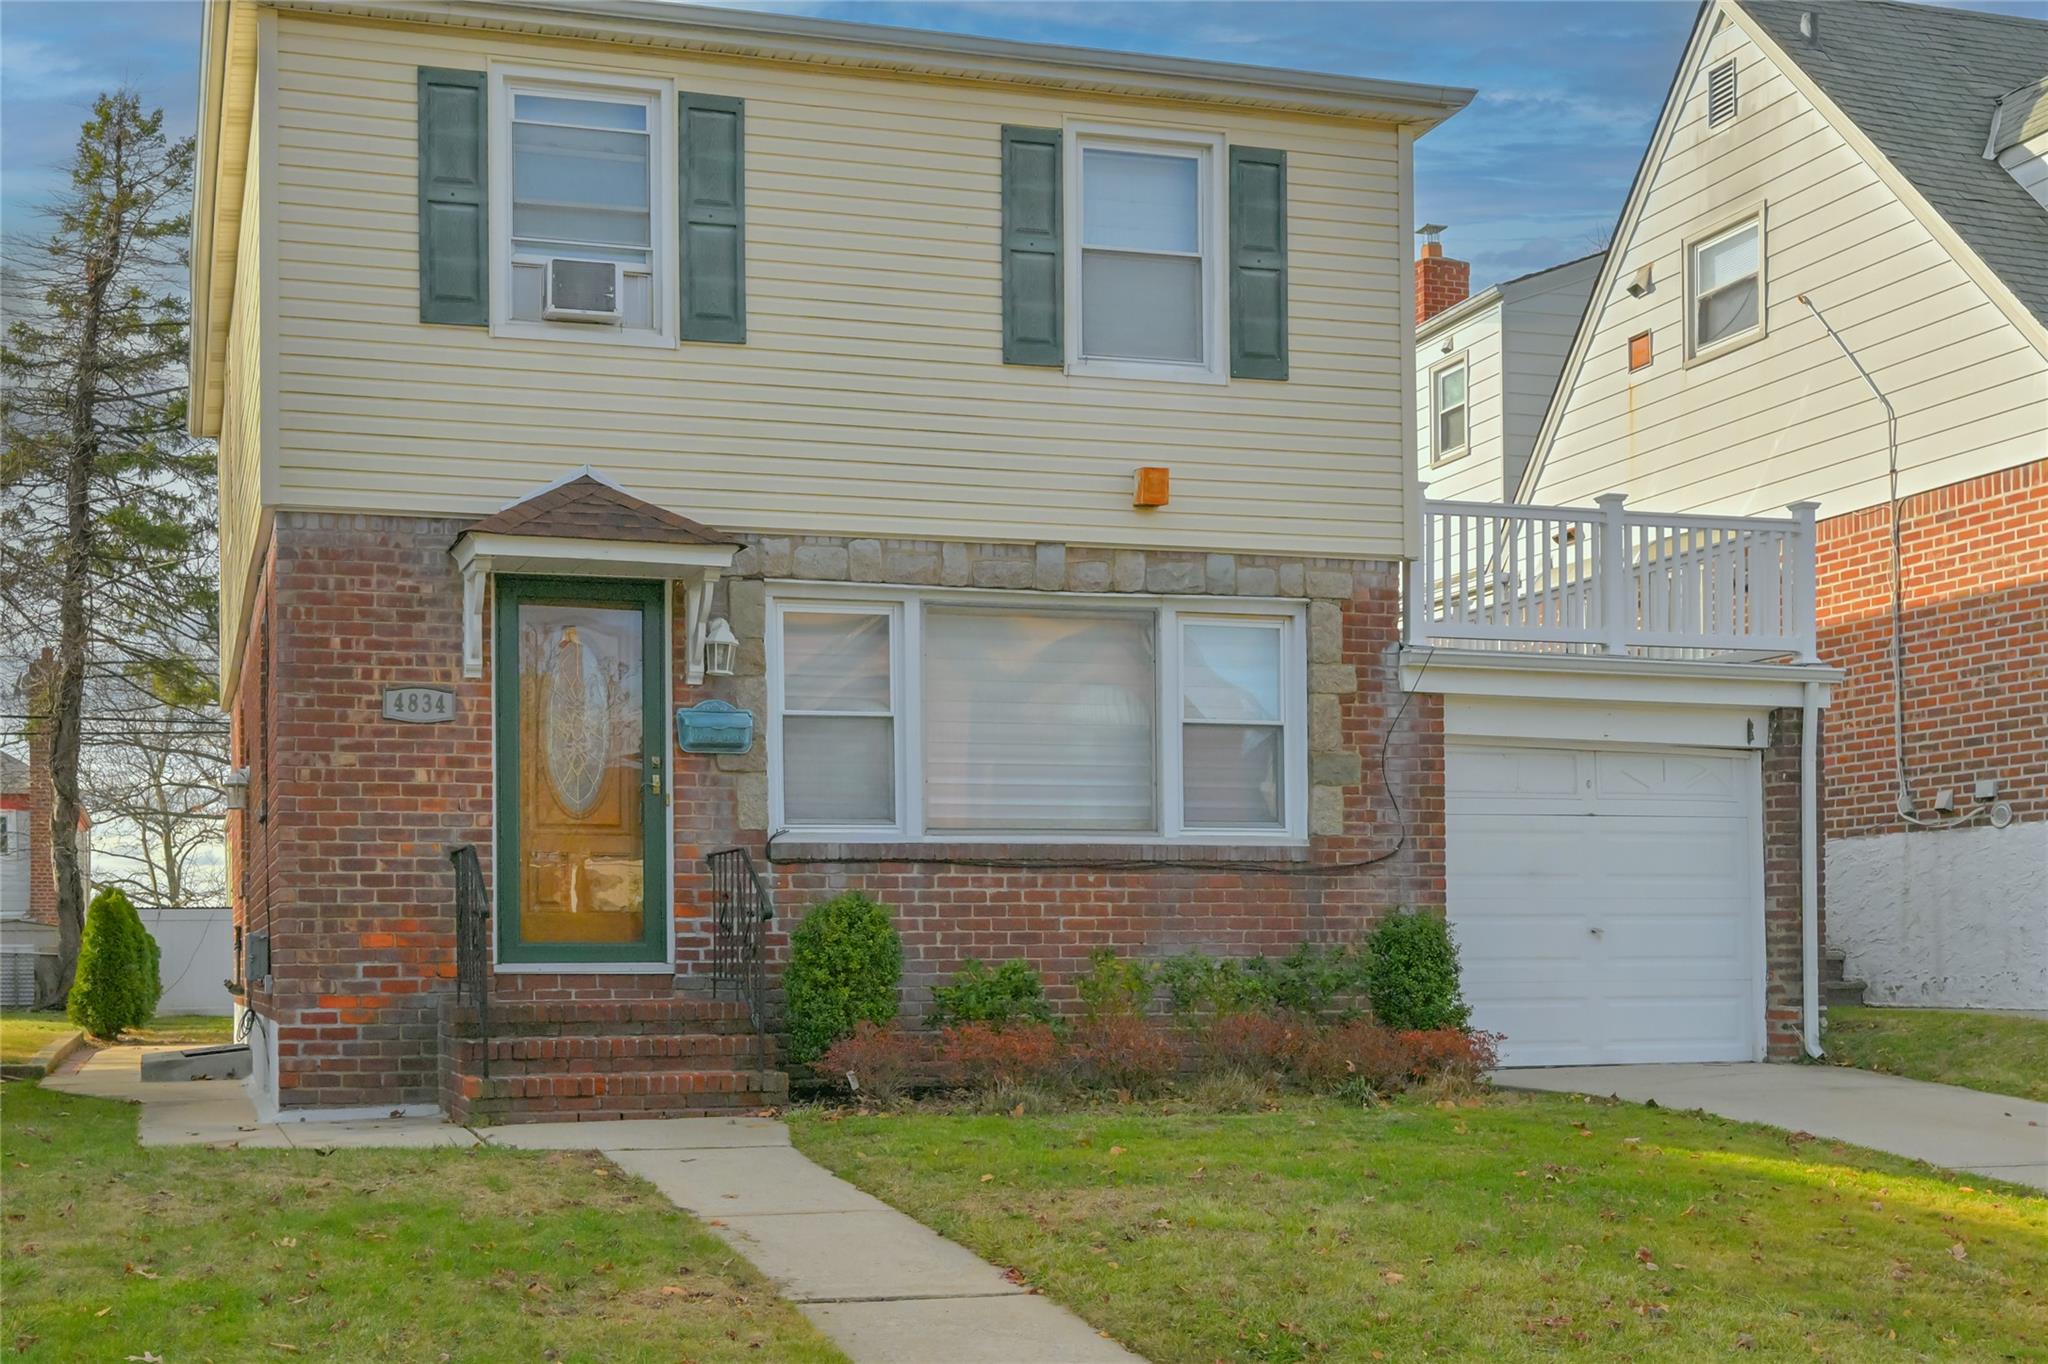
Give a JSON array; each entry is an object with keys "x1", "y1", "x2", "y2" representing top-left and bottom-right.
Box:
[
  {"x1": 1416, "y1": 252, "x2": 1601, "y2": 502},
  {"x1": 1519, "y1": 0, "x2": 2048, "y2": 1010}
]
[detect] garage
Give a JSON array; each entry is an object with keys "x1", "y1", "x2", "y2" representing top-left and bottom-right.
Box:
[{"x1": 1446, "y1": 741, "x2": 1764, "y2": 1068}]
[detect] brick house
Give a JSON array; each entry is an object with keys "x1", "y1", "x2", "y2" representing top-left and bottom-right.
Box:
[
  {"x1": 2, "y1": 654, "x2": 92, "y2": 1006},
  {"x1": 1517, "y1": 0, "x2": 2047, "y2": 1009},
  {"x1": 193, "y1": 0, "x2": 1837, "y2": 1122}
]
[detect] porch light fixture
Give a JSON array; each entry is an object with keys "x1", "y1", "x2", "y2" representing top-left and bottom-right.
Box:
[
  {"x1": 702, "y1": 617, "x2": 739, "y2": 677},
  {"x1": 222, "y1": 767, "x2": 250, "y2": 811}
]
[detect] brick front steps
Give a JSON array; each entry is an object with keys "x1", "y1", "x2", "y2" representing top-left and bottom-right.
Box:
[{"x1": 439, "y1": 998, "x2": 787, "y2": 1125}]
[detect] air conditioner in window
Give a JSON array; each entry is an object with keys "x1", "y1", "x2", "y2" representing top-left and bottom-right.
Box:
[{"x1": 542, "y1": 258, "x2": 622, "y2": 323}]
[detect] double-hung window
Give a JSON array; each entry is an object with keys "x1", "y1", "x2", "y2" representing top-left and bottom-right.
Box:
[
  {"x1": 770, "y1": 593, "x2": 1305, "y2": 842},
  {"x1": 1069, "y1": 127, "x2": 1226, "y2": 382},
  {"x1": 1687, "y1": 212, "x2": 1764, "y2": 358},
  {"x1": 1431, "y1": 357, "x2": 1468, "y2": 462},
  {"x1": 492, "y1": 70, "x2": 673, "y2": 341}
]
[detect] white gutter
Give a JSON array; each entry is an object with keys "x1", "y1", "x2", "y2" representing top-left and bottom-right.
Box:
[{"x1": 1801, "y1": 679, "x2": 1823, "y2": 1059}]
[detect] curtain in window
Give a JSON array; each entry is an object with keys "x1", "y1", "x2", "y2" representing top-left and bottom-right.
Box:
[
  {"x1": 924, "y1": 609, "x2": 1156, "y2": 832},
  {"x1": 781, "y1": 611, "x2": 894, "y2": 825},
  {"x1": 1181, "y1": 623, "x2": 1284, "y2": 828}
]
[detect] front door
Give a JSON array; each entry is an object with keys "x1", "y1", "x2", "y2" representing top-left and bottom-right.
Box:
[{"x1": 494, "y1": 577, "x2": 668, "y2": 966}]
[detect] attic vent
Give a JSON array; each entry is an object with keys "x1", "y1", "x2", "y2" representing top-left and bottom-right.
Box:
[{"x1": 1708, "y1": 59, "x2": 1739, "y2": 128}]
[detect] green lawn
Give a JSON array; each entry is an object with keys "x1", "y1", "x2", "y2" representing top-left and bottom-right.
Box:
[
  {"x1": 1, "y1": 1010, "x2": 234, "y2": 1064},
  {"x1": 1, "y1": 1081, "x2": 845, "y2": 1363},
  {"x1": 792, "y1": 1093, "x2": 2048, "y2": 1363},
  {"x1": 0, "y1": 1012, "x2": 78, "y2": 1065},
  {"x1": 1828, "y1": 1005, "x2": 2048, "y2": 1103}
]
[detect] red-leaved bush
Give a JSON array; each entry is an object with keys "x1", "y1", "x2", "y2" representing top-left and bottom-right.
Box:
[
  {"x1": 1201, "y1": 1011, "x2": 1311, "y2": 1073},
  {"x1": 1291, "y1": 1020, "x2": 1414, "y2": 1095},
  {"x1": 816, "y1": 1020, "x2": 926, "y2": 1108},
  {"x1": 1070, "y1": 1016, "x2": 1181, "y2": 1096},
  {"x1": 939, "y1": 1021, "x2": 1065, "y2": 1091},
  {"x1": 1395, "y1": 1027, "x2": 1501, "y2": 1080}
]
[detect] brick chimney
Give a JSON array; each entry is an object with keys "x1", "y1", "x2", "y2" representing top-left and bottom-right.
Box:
[
  {"x1": 1415, "y1": 224, "x2": 1470, "y2": 325},
  {"x1": 22, "y1": 650, "x2": 59, "y2": 928}
]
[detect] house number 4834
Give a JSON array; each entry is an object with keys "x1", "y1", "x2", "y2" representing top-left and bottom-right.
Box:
[{"x1": 381, "y1": 686, "x2": 456, "y2": 723}]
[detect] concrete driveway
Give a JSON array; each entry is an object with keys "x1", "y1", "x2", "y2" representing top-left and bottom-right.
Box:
[{"x1": 1502, "y1": 1063, "x2": 2048, "y2": 1191}]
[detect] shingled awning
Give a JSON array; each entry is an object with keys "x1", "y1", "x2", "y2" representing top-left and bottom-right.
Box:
[{"x1": 451, "y1": 469, "x2": 742, "y2": 680}]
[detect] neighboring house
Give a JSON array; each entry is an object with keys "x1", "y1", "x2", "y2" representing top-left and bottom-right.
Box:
[
  {"x1": 1519, "y1": 0, "x2": 2048, "y2": 1009},
  {"x1": 1414, "y1": 242, "x2": 1604, "y2": 502},
  {"x1": 195, "y1": 0, "x2": 1836, "y2": 1122},
  {"x1": 1, "y1": 672, "x2": 92, "y2": 1008}
]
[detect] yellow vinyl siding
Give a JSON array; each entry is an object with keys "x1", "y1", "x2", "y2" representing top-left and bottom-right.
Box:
[
  {"x1": 218, "y1": 112, "x2": 265, "y2": 695},
  {"x1": 1531, "y1": 18, "x2": 2048, "y2": 519},
  {"x1": 266, "y1": 12, "x2": 1409, "y2": 558}
]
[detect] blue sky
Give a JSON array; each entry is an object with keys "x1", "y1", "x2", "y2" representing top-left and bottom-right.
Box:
[{"x1": 1, "y1": 1, "x2": 2035, "y2": 289}]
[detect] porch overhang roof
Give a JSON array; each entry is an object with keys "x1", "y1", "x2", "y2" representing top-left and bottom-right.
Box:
[{"x1": 450, "y1": 470, "x2": 742, "y2": 679}]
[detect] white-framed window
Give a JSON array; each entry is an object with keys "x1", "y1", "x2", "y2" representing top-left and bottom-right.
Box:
[
  {"x1": 1686, "y1": 209, "x2": 1765, "y2": 360},
  {"x1": 768, "y1": 588, "x2": 1307, "y2": 844},
  {"x1": 1065, "y1": 124, "x2": 1228, "y2": 384},
  {"x1": 1430, "y1": 355, "x2": 1469, "y2": 462},
  {"x1": 489, "y1": 66, "x2": 677, "y2": 347}
]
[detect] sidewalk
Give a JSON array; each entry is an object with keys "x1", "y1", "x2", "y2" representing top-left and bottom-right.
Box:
[
  {"x1": 1502, "y1": 1062, "x2": 2048, "y2": 1190},
  {"x1": 45, "y1": 1047, "x2": 1143, "y2": 1363}
]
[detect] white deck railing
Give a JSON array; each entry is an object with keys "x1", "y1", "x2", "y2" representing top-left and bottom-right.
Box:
[{"x1": 1409, "y1": 493, "x2": 1818, "y2": 662}]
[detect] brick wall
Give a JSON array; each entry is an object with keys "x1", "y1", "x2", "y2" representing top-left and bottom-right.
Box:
[
  {"x1": 231, "y1": 514, "x2": 1444, "y2": 1108},
  {"x1": 1761, "y1": 706, "x2": 1821, "y2": 1060},
  {"x1": 1814, "y1": 459, "x2": 2047, "y2": 843},
  {"x1": 1415, "y1": 242, "x2": 1470, "y2": 325}
]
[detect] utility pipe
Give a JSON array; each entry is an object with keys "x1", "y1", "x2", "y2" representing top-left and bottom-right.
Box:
[{"x1": 1800, "y1": 679, "x2": 1823, "y2": 1059}]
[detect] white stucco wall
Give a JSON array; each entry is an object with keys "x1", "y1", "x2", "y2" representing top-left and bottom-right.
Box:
[{"x1": 1826, "y1": 822, "x2": 2048, "y2": 1010}]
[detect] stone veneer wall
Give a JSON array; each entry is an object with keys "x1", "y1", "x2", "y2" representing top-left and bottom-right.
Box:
[{"x1": 233, "y1": 513, "x2": 1444, "y2": 1107}]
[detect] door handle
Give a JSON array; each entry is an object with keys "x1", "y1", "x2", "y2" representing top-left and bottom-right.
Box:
[{"x1": 648, "y1": 756, "x2": 664, "y2": 798}]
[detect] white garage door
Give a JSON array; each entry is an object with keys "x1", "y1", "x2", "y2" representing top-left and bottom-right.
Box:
[{"x1": 1447, "y1": 743, "x2": 1762, "y2": 1068}]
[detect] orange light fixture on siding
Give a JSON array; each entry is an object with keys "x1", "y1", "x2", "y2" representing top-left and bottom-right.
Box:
[{"x1": 1133, "y1": 466, "x2": 1170, "y2": 507}]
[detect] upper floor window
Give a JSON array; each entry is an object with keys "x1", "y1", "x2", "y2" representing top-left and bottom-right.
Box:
[
  {"x1": 492, "y1": 70, "x2": 674, "y2": 345},
  {"x1": 1687, "y1": 211, "x2": 1764, "y2": 359},
  {"x1": 1431, "y1": 356, "x2": 1468, "y2": 461},
  {"x1": 1068, "y1": 127, "x2": 1227, "y2": 383}
]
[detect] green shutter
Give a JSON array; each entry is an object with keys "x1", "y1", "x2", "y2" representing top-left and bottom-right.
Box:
[
  {"x1": 417, "y1": 67, "x2": 488, "y2": 327},
  {"x1": 1001, "y1": 126, "x2": 1062, "y2": 366},
  {"x1": 1229, "y1": 145, "x2": 1288, "y2": 379},
  {"x1": 680, "y1": 93, "x2": 746, "y2": 343}
]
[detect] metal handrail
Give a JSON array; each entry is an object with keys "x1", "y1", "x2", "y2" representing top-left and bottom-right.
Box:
[
  {"x1": 449, "y1": 844, "x2": 490, "y2": 1078},
  {"x1": 707, "y1": 846, "x2": 775, "y2": 1066}
]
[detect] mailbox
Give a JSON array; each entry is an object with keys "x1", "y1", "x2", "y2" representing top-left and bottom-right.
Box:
[{"x1": 677, "y1": 699, "x2": 755, "y2": 755}]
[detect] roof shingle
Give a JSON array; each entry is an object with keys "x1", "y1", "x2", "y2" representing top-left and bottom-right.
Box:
[
  {"x1": 1738, "y1": 0, "x2": 2048, "y2": 328},
  {"x1": 459, "y1": 475, "x2": 738, "y2": 547}
]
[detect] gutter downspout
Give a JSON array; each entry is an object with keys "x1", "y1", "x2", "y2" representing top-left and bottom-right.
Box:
[{"x1": 1800, "y1": 679, "x2": 1823, "y2": 1059}]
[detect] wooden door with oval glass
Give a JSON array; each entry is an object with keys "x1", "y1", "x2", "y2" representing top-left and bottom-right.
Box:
[{"x1": 493, "y1": 577, "x2": 668, "y2": 965}]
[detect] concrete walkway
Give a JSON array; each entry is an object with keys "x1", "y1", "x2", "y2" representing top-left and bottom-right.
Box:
[
  {"x1": 1503, "y1": 1062, "x2": 2048, "y2": 1191},
  {"x1": 41, "y1": 1047, "x2": 1142, "y2": 1363}
]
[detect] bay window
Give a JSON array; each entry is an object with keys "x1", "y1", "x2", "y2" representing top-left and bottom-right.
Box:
[{"x1": 770, "y1": 592, "x2": 1305, "y2": 842}]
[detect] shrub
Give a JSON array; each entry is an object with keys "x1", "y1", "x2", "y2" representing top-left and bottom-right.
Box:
[
  {"x1": 926, "y1": 958, "x2": 1052, "y2": 1031},
  {"x1": 817, "y1": 1021, "x2": 924, "y2": 1108},
  {"x1": 784, "y1": 891, "x2": 902, "y2": 1064},
  {"x1": 1070, "y1": 1016, "x2": 1180, "y2": 1097},
  {"x1": 1158, "y1": 954, "x2": 1276, "y2": 1018},
  {"x1": 1074, "y1": 948, "x2": 1152, "y2": 1021},
  {"x1": 1292, "y1": 1020, "x2": 1415, "y2": 1099},
  {"x1": 1365, "y1": 911, "x2": 1470, "y2": 1032},
  {"x1": 939, "y1": 1021, "x2": 1065, "y2": 1092},
  {"x1": 1200, "y1": 1011, "x2": 1309, "y2": 1074},
  {"x1": 1254, "y1": 943, "x2": 1370, "y2": 1017},
  {"x1": 68, "y1": 887, "x2": 153, "y2": 1040},
  {"x1": 139, "y1": 925, "x2": 163, "y2": 1016},
  {"x1": 1397, "y1": 1028, "x2": 1500, "y2": 1082}
]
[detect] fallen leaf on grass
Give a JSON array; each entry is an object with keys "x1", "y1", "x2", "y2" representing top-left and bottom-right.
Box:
[
  {"x1": 979, "y1": 1174, "x2": 994, "y2": 1183},
  {"x1": 1949, "y1": 1244, "x2": 1968, "y2": 1261},
  {"x1": 1380, "y1": 1271, "x2": 1405, "y2": 1285}
]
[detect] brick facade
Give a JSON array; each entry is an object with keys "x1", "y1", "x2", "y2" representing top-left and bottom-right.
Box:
[
  {"x1": 232, "y1": 512, "x2": 1445, "y2": 1111},
  {"x1": 1760, "y1": 706, "x2": 1820, "y2": 1060},
  {"x1": 1813, "y1": 459, "x2": 2047, "y2": 842}
]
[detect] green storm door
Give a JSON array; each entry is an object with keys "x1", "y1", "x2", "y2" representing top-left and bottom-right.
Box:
[{"x1": 494, "y1": 577, "x2": 668, "y2": 965}]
